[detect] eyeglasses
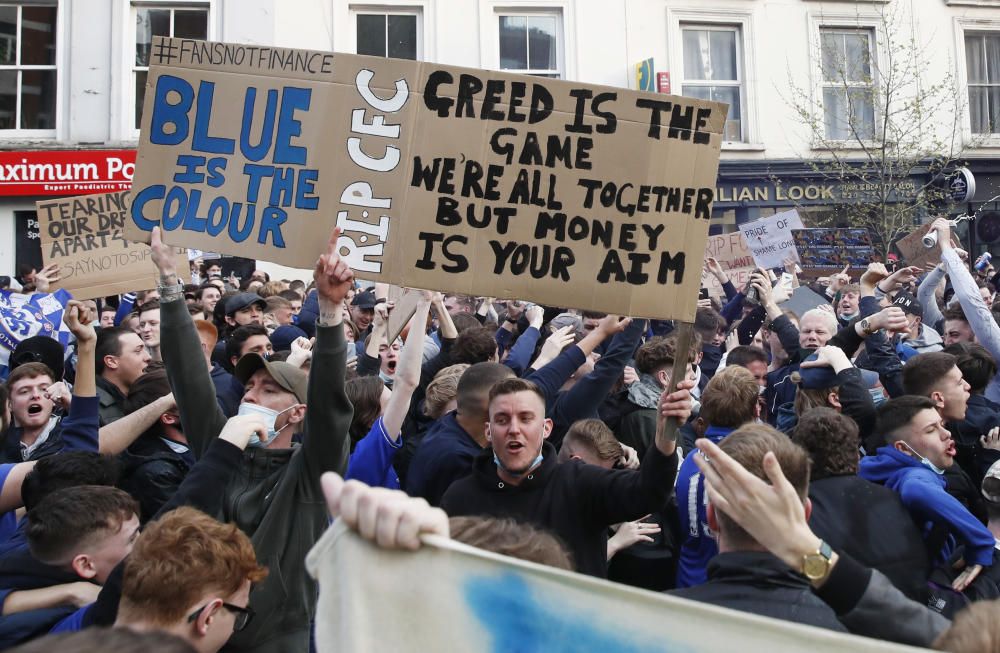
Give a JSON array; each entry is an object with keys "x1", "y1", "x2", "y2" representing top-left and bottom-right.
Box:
[{"x1": 187, "y1": 602, "x2": 255, "y2": 632}]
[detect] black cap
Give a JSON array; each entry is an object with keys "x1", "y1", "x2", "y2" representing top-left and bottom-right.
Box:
[
  {"x1": 351, "y1": 289, "x2": 377, "y2": 310},
  {"x1": 892, "y1": 292, "x2": 923, "y2": 318},
  {"x1": 225, "y1": 292, "x2": 266, "y2": 316},
  {"x1": 10, "y1": 335, "x2": 65, "y2": 380}
]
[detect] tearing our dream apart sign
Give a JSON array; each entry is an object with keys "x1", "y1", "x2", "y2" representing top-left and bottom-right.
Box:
[
  {"x1": 125, "y1": 38, "x2": 726, "y2": 322},
  {"x1": 37, "y1": 191, "x2": 187, "y2": 300}
]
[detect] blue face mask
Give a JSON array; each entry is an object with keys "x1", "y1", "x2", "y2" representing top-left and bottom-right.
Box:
[
  {"x1": 869, "y1": 388, "x2": 887, "y2": 407},
  {"x1": 901, "y1": 441, "x2": 945, "y2": 475},
  {"x1": 237, "y1": 402, "x2": 296, "y2": 447},
  {"x1": 493, "y1": 451, "x2": 544, "y2": 477}
]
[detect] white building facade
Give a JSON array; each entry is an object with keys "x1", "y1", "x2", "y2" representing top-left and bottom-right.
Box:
[{"x1": 3, "y1": 0, "x2": 1000, "y2": 276}]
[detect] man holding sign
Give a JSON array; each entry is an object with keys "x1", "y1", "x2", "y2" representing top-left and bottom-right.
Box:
[
  {"x1": 441, "y1": 375, "x2": 694, "y2": 578},
  {"x1": 152, "y1": 223, "x2": 353, "y2": 653}
]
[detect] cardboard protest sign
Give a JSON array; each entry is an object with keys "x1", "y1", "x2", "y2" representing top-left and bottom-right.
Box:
[
  {"x1": 126, "y1": 38, "x2": 726, "y2": 322},
  {"x1": 793, "y1": 228, "x2": 875, "y2": 277},
  {"x1": 703, "y1": 232, "x2": 755, "y2": 297},
  {"x1": 308, "y1": 521, "x2": 922, "y2": 653},
  {"x1": 896, "y1": 224, "x2": 956, "y2": 271},
  {"x1": 37, "y1": 192, "x2": 187, "y2": 300},
  {"x1": 386, "y1": 289, "x2": 421, "y2": 346},
  {"x1": 739, "y1": 209, "x2": 803, "y2": 270},
  {"x1": 783, "y1": 286, "x2": 833, "y2": 318}
]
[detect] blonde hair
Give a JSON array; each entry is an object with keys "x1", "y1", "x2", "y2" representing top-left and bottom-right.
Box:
[
  {"x1": 257, "y1": 280, "x2": 287, "y2": 298},
  {"x1": 424, "y1": 364, "x2": 469, "y2": 419},
  {"x1": 562, "y1": 419, "x2": 623, "y2": 463},
  {"x1": 700, "y1": 366, "x2": 758, "y2": 428}
]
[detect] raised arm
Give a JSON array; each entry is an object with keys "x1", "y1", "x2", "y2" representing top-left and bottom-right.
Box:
[
  {"x1": 435, "y1": 294, "x2": 457, "y2": 340},
  {"x1": 98, "y1": 393, "x2": 176, "y2": 455},
  {"x1": 502, "y1": 304, "x2": 544, "y2": 376},
  {"x1": 556, "y1": 317, "x2": 645, "y2": 424},
  {"x1": 57, "y1": 302, "x2": 100, "y2": 454},
  {"x1": 382, "y1": 294, "x2": 431, "y2": 439},
  {"x1": 299, "y1": 227, "x2": 355, "y2": 489},
  {"x1": 917, "y1": 264, "x2": 947, "y2": 331},
  {"x1": 934, "y1": 217, "x2": 1000, "y2": 363},
  {"x1": 578, "y1": 381, "x2": 694, "y2": 526},
  {"x1": 151, "y1": 226, "x2": 227, "y2": 458},
  {"x1": 357, "y1": 303, "x2": 390, "y2": 378}
]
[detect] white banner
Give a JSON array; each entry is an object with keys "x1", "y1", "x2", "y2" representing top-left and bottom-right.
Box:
[
  {"x1": 740, "y1": 209, "x2": 803, "y2": 270},
  {"x1": 307, "y1": 522, "x2": 925, "y2": 652}
]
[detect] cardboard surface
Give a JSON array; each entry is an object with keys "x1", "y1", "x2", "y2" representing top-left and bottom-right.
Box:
[
  {"x1": 896, "y1": 224, "x2": 954, "y2": 271},
  {"x1": 37, "y1": 191, "x2": 186, "y2": 300},
  {"x1": 782, "y1": 286, "x2": 832, "y2": 318},
  {"x1": 386, "y1": 288, "x2": 421, "y2": 345},
  {"x1": 126, "y1": 38, "x2": 726, "y2": 322},
  {"x1": 739, "y1": 209, "x2": 803, "y2": 270},
  {"x1": 703, "y1": 232, "x2": 755, "y2": 297}
]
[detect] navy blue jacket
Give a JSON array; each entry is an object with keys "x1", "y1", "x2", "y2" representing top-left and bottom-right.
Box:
[
  {"x1": 405, "y1": 412, "x2": 483, "y2": 506},
  {"x1": 1, "y1": 395, "x2": 100, "y2": 463},
  {"x1": 949, "y1": 394, "x2": 1000, "y2": 488},
  {"x1": 671, "y1": 551, "x2": 846, "y2": 632},
  {"x1": 211, "y1": 363, "x2": 242, "y2": 417},
  {"x1": 546, "y1": 319, "x2": 646, "y2": 448}
]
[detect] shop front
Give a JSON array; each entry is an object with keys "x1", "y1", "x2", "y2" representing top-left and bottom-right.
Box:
[
  {"x1": 710, "y1": 159, "x2": 928, "y2": 241},
  {"x1": 0, "y1": 149, "x2": 136, "y2": 282}
]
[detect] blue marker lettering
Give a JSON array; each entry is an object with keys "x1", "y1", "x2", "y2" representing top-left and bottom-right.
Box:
[
  {"x1": 258, "y1": 207, "x2": 287, "y2": 247},
  {"x1": 241, "y1": 88, "x2": 278, "y2": 162},
  {"x1": 273, "y1": 87, "x2": 310, "y2": 165},
  {"x1": 150, "y1": 76, "x2": 194, "y2": 146},
  {"x1": 131, "y1": 185, "x2": 166, "y2": 230},
  {"x1": 192, "y1": 81, "x2": 236, "y2": 154}
]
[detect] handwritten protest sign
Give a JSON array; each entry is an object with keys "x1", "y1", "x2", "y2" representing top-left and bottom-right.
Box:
[
  {"x1": 308, "y1": 522, "x2": 921, "y2": 653},
  {"x1": 126, "y1": 38, "x2": 726, "y2": 322},
  {"x1": 739, "y1": 209, "x2": 803, "y2": 270},
  {"x1": 896, "y1": 224, "x2": 955, "y2": 271},
  {"x1": 703, "y1": 232, "x2": 755, "y2": 297},
  {"x1": 37, "y1": 191, "x2": 186, "y2": 300}
]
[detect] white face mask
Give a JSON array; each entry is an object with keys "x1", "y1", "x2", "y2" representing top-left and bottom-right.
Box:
[
  {"x1": 900, "y1": 441, "x2": 945, "y2": 475},
  {"x1": 237, "y1": 402, "x2": 296, "y2": 447}
]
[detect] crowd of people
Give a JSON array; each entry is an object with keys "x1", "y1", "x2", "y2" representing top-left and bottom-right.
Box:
[{"x1": 3, "y1": 214, "x2": 1000, "y2": 650}]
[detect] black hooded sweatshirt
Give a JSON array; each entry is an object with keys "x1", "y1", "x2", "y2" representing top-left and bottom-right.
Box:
[{"x1": 441, "y1": 440, "x2": 679, "y2": 577}]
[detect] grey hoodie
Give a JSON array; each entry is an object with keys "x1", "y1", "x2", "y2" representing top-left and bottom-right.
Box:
[{"x1": 906, "y1": 323, "x2": 943, "y2": 353}]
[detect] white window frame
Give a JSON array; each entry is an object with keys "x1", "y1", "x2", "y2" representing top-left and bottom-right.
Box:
[
  {"x1": 0, "y1": 2, "x2": 62, "y2": 139},
  {"x1": 817, "y1": 26, "x2": 877, "y2": 143},
  {"x1": 349, "y1": 6, "x2": 423, "y2": 60},
  {"x1": 494, "y1": 10, "x2": 562, "y2": 77},
  {"x1": 111, "y1": 0, "x2": 214, "y2": 142},
  {"x1": 806, "y1": 10, "x2": 884, "y2": 150},
  {"x1": 480, "y1": 1, "x2": 576, "y2": 80},
  {"x1": 667, "y1": 7, "x2": 760, "y2": 150},
  {"x1": 678, "y1": 23, "x2": 746, "y2": 144},
  {"x1": 955, "y1": 16, "x2": 1000, "y2": 148}
]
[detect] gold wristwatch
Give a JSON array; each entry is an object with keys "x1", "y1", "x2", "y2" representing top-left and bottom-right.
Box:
[{"x1": 802, "y1": 540, "x2": 834, "y2": 582}]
